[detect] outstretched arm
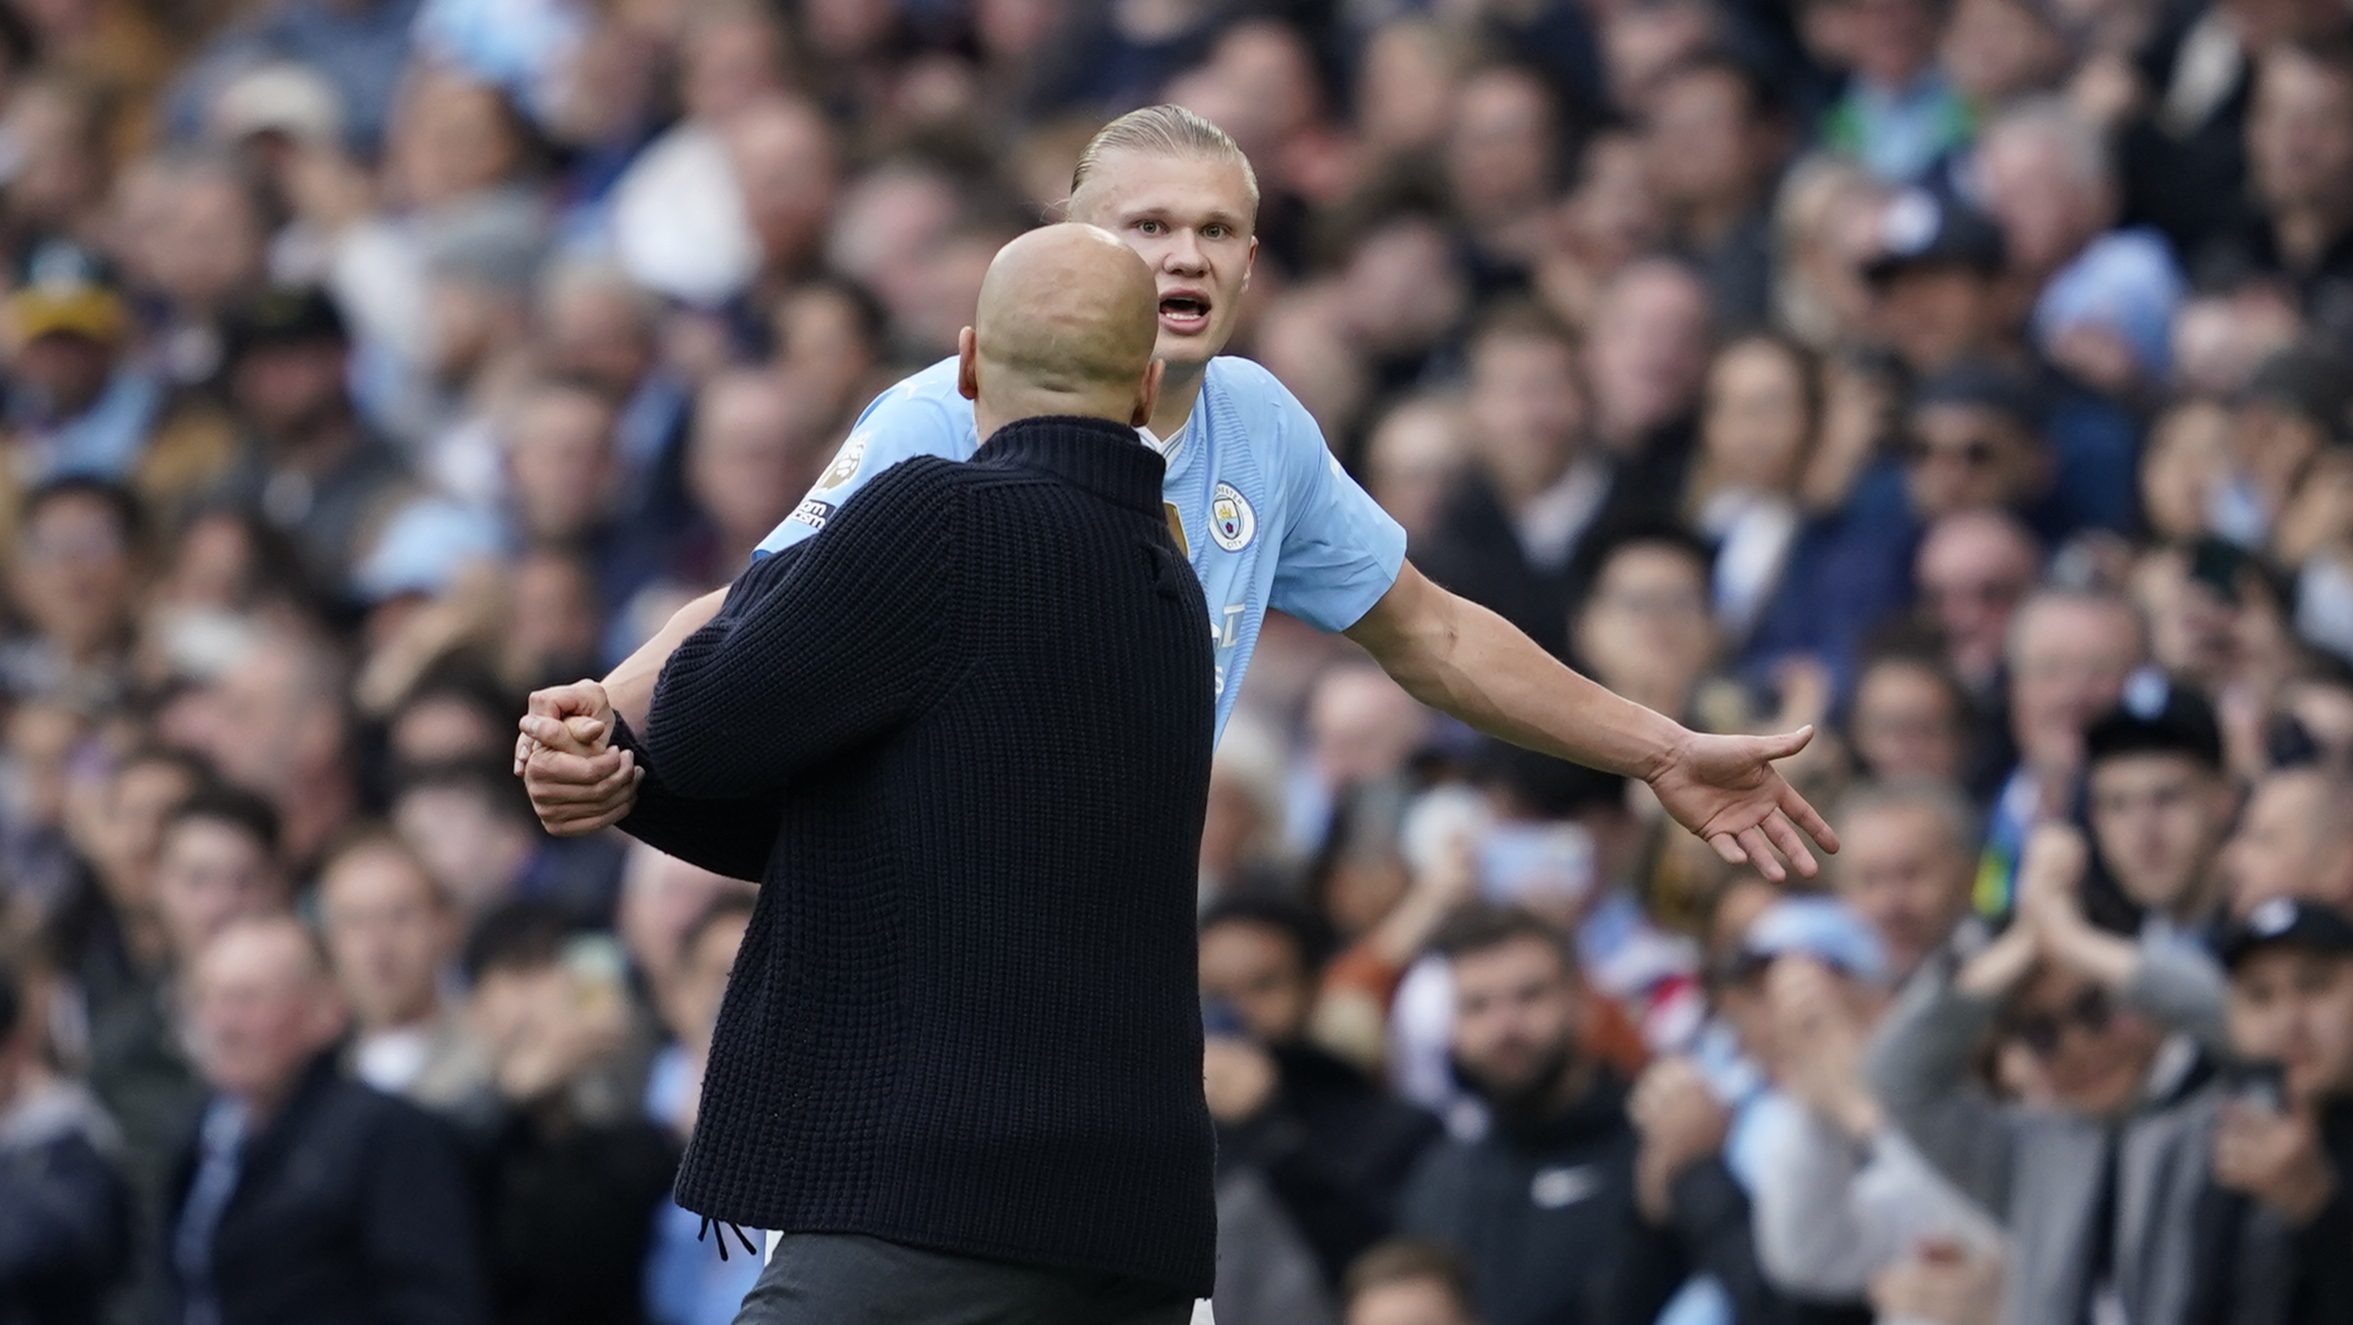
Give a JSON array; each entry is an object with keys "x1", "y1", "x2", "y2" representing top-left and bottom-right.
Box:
[{"x1": 1346, "y1": 562, "x2": 1839, "y2": 880}]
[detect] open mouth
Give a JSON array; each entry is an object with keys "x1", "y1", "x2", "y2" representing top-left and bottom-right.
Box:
[{"x1": 1158, "y1": 293, "x2": 1212, "y2": 335}]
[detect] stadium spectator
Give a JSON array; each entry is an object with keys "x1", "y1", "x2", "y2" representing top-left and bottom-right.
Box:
[
  {"x1": 0, "y1": 948, "x2": 129, "y2": 1325},
  {"x1": 1865, "y1": 825, "x2": 2268, "y2": 1323},
  {"x1": 641, "y1": 889, "x2": 761, "y2": 1325},
  {"x1": 1981, "y1": 587, "x2": 2147, "y2": 911},
  {"x1": 1341, "y1": 1239, "x2": 1483, "y2": 1325},
  {"x1": 1912, "y1": 509, "x2": 2040, "y2": 702},
  {"x1": 0, "y1": 3, "x2": 2350, "y2": 1319},
  {"x1": 2221, "y1": 765, "x2": 2353, "y2": 916},
  {"x1": 206, "y1": 286, "x2": 410, "y2": 598},
  {"x1": 1827, "y1": 779, "x2": 1980, "y2": 983},
  {"x1": 1844, "y1": 650, "x2": 1972, "y2": 785},
  {"x1": 88, "y1": 785, "x2": 287, "y2": 1236},
  {"x1": 317, "y1": 830, "x2": 494, "y2": 1129},
  {"x1": 3, "y1": 478, "x2": 144, "y2": 707},
  {"x1": 462, "y1": 901, "x2": 678, "y2": 1325},
  {"x1": 2081, "y1": 685, "x2": 2238, "y2": 938},
  {"x1": 1736, "y1": 898, "x2": 2001, "y2": 1318},
  {"x1": 166, "y1": 913, "x2": 486, "y2": 1325},
  {"x1": 1398, "y1": 904, "x2": 1763, "y2": 1325},
  {"x1": 2216, "y1": 897, "x2": 2353, "y2": 1321},
  {"x1": 1684, "y1": 334, "x2": 1816, "y2": 645},
  {"x1": 1199, "y1": 892, "x2": 1441, "y2": 1283}
]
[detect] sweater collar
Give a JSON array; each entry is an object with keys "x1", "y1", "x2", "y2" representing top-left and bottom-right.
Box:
[{"x1": 977, "y1": 415, "x2": 1166, "y2": 513}]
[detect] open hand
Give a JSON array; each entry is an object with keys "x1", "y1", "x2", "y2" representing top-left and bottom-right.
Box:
[{"x1": 1647, "y1": 727, "x2": 1839, "y2": 883}]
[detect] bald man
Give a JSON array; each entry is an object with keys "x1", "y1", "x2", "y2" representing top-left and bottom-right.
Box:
[{"x1": 534, "y1": 225, "x2": 1214, "y2": 1323}]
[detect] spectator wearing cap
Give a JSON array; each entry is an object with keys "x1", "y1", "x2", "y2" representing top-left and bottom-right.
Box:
[
  {"x1": 1397, "y1": 904, "x2": 1771, "y2": 1325},
  {"x1": 166, "y1": 0, "x2": 424, "y2": 158},
  {"x1": 165, "y1": 913, "x2": 486, "y2": 1325},
  {"x1": 2, "y1": 242, "x2": 166, "y2": 484},
  {"x1": 2215, "y1": 897, "x2": 2353, "y2": 1321},
  {"x1": 1728, "y1": 896, "x2": 2002, "y2": 1320},
  {"x1": 2209, "y1": 39, "x2": 2353, "y2": 347},
  {"x1": 1200, "y1": 892, "x2": 1442, "y2": 1284},
  {"x1": 0, "y1": 949, "x2": 132, "y2": 1325},
  {"x1": 2083, "y1": 681, "x2": 2238, "y2": 942},
  {"x1": 1866, "y1": 822, "x2": 2275, "y2": 1324},
  {"x1": 207, "y1": 286, "x2": 412, "y2": 600},
  {"x1": 2221, "y1": 765, "x2": 2353, "y2": 919}
]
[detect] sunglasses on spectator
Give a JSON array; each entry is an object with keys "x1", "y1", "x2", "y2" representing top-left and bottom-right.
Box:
[
  {"x1": 1900, "y1": 435, "x2": 1999, "y2": 469},
  {"x1": 2003, "y1": 986, "x2": 2116, "y2": 1057}
]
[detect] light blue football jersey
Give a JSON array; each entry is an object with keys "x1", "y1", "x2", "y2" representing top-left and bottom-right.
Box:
[{"x1": 757, "y1": 356, "x2": 1408, "y2": 740}]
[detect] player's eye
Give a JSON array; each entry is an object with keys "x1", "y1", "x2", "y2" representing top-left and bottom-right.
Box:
[
  {"x1": 1135, "y1": 219, "x2": 1165, "y2": 236},
  {"x1": 1203, "y1": 224, "x2": 1229, "y2": 240}
]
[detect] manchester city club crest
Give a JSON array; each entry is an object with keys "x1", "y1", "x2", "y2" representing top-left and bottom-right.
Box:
[{"x1": 1209, "y1": 481, "x2": 1255, "y2": 552}]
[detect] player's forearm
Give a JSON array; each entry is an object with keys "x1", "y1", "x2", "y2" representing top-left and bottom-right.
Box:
[
  {"x1": 1358, "y1": 576, "x2": 1685, "y2": 781},
  {"x1": 604, "y1": 587, "x2": 727, "y2": 729}
]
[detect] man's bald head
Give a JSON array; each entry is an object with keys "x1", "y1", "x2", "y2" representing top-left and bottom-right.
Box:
[{"x1": 957, "y1": 223, "x2": 1163, "y2": 437}]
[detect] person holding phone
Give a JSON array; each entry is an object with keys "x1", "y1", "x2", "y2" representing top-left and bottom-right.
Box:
[{"x1": 2217, "y1": 897, "x2": 2353, "y2": 1321}]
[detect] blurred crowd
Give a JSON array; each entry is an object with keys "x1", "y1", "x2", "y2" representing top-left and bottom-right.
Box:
[{"x1": 0, "y1": 0, "x2": 2351, "y2": 1324}]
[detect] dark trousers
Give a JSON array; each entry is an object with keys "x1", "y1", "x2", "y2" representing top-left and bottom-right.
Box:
[{"x1": 734, "y1": 1233, "x2": 1196, "y2": 1325}]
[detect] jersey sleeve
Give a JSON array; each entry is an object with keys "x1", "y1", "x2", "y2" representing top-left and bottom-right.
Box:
[
  {"x1": 754, "y1": 375, "x2": 969, "y2": 558},
  {"x1": 1263, "y1": 374, "x2": 1408, "y2": 632}
]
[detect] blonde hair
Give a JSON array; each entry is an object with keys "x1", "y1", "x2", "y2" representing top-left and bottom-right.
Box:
[{"x1": 1068, "y1": 104, "x2": 1261, "y2": 220}]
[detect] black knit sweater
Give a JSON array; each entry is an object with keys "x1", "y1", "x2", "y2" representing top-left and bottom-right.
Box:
[{"x1": 612, "y1": 415, "x2": 1219, "y2": 1297}]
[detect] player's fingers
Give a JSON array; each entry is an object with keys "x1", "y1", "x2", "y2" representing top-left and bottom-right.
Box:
[
  {"x1": 512, "y1": 732, "x2": 533, "y2": 776},
  {"x1": 1779, "y1": 784, "x2": 1840, "y2": 854},
  {"x1": 1756, "y1": 725, "x2": 1814, "y2": 761},
  {"x1": 587, "y1": 750, "x2": 637, "y2": 803},
  {"x1": 520, "y1": 714, "x2": 600, "y2": 755},
  {"x1": 523, "y1": 747, "x2": 625, "y2": 798},
  {"x1": 1707, "y1": 832, "x2": 1748, "y2": 868},
  {"x1": 1764, "y1": 811, "x2": 1820, "y2": 879},
  {"x1": 1739, "y1": 826, "x2": 1785, "y2": 883},
  {"x1": 563, "y1": 715, "x2": 608, "y2": 746}
]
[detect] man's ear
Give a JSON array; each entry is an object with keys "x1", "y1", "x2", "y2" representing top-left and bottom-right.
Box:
[
  {"x1": 957, "y1": 327, "x2": 979, "y2": 402},
  {"x1": 1133, "y1": 358, "x2": 1165, "y2": 429}
]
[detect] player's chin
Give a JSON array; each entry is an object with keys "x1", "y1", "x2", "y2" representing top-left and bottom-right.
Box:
[{"x1": 1152, "y1": 325, "x2": 1224, "y2": 368}]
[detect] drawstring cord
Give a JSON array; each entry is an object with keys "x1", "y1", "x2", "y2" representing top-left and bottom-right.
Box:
[{"x1": 696, "y1": 1216, "x2": 759, "y2": 1262}]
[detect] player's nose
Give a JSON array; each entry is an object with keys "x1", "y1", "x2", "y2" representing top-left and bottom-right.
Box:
[{"x1": 1160, "y1": 235, "x2": 1207, "y2": 273}]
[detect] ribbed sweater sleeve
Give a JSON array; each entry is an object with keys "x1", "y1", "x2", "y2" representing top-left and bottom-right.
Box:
[
  {"x1": 636, "y1": 460, "x2": 958, "y2": 800},
  {"x1": 608, "y1": 716, "x2": 776, "y2": 883}
]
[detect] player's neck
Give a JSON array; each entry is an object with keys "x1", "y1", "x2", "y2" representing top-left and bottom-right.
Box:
[{"x1": 1149, "y1": 361, "x2": 1209, "y2": 441}]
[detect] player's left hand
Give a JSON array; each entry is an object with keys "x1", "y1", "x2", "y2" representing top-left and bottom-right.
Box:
[{"x1": 1646, "y1": 726, "x2": 1839, "y2": 883}]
